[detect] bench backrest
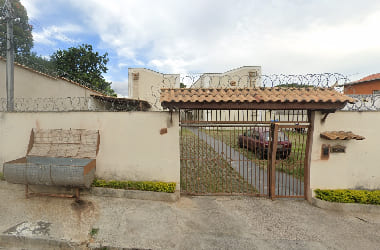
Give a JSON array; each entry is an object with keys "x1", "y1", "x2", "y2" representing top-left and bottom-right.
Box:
[{"x1": 27, "y1": 129, "x2": 100, "y2": 159}]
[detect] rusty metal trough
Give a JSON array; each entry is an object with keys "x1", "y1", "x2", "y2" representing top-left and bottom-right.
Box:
[{"x1": 3, "y1": 129, "x2": 100, "y2": 198}]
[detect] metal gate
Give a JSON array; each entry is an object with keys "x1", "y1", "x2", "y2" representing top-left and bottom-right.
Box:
[{"x1": 180, "y1": 109, "x2": 311, "y2": 198}]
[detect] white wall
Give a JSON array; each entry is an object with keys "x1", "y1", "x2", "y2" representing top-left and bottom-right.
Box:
[
  {"x1": 0, "y1": 112, "x2": 180, "y2": 187},
  {"x1": 310, "y1": 111, "x2": 380, "y2": 191},
  {"x1": 128, "y1": 68, "x2": 179, "y2": 111}
]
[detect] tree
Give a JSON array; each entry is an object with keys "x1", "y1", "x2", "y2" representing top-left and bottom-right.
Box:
[
  {"x1": 0, "y1": 0, "x2": 33, "y2": 56},
  {"x1": 52, "y1": 44, "x2": 116, "y2": 96},
  {"x1": 180, "y1": 82, "x2": 186, "y2": 88}
]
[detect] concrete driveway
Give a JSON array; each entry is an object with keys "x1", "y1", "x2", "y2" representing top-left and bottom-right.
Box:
[{"x1": 0, "y1": 182, "x2": 379, "y2": 249}]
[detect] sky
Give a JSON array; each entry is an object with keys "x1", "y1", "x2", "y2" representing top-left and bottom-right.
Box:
[{"x1": 20, "y1": 0, "x2": 380, "y2": 96}]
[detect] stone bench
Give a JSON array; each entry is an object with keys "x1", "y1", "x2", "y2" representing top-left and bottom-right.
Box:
[{"x1": 3, "y1": 129, "x2": 99, "y2": 199}]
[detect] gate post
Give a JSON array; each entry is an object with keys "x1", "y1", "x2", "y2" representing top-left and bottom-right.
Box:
[{"x1": 268, "y1": 123, "x2": 278, "y2": 199}]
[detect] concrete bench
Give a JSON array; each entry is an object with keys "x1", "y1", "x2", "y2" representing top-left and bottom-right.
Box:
[{"x1": 3, "y1": 129, "x2": 99, "y2": 199}]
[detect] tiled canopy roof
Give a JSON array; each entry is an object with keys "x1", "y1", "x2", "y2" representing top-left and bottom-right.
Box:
[
  {"x1": 320, "y1": 131, "x2": 365, "y2": 140},
  {"x1": 160, "y1": 87, "x2": 355, "y2": 110}
]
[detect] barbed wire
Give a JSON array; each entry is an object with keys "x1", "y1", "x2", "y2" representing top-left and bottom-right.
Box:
[
  {"x1": 0, "y1": 96, "x2": 147, "y2": 112},
  {"x1": 342, "y1": 94, "x2": 380, "y2": 111},
  {"x1": 0, "y1": 97, "x2": 94, "y2": 112},
  {"x1": 145, "y1": 73, "x2": 351, "y2": 110}
]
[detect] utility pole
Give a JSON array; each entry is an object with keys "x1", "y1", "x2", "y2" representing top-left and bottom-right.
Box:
[{"x1": 2, "y1": 0, "x2": 15, "y2": 111}]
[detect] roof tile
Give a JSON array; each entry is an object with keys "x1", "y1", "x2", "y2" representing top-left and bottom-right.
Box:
[
  {"x1": 160, "y1": 87, "x2": 355, "y2": 104},
  {"x1": 320, "y1": 131, "x2": 365, "y2": 140}
]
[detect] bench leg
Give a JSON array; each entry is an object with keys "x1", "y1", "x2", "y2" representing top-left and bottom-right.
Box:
[
  {"x1": 25, "y1": 185, "x2": 29, "y2": 198},
  {"x1": 75, "y1": 188, "x2": 80, "y2": 201}
]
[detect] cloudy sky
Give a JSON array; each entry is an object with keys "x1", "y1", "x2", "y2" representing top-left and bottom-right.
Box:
[{"x1": 20, "y1": 0, "x2": 380, "y2": 96}]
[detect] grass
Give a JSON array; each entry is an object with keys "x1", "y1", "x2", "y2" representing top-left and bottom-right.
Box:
[
  {"x1": 180, "y1": 128, "x2": 257, "y2": 194},
  {"x1": 203, "y1": 128, "x2": 307, "y2": 179}
]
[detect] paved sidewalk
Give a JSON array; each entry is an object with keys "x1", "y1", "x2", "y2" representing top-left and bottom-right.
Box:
[{"x1": 0, "y1": 181, "x2": 379, "y2": 249}]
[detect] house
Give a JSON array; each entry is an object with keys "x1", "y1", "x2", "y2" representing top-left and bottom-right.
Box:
[
  {"x1": 191, "y1": 66, "x2": 261, "y2": 88},
  {"x1": 127, "y1": 66, "x2": 262, "y2": 111},
  {"x1": 190, "y1": 66, "x2": 262, "y2": 121},
  {"x1": 344, "y1": 73, "x2": 380, "y2": 95},
  {"x1": 128, "y1": 68, "x2": 180, "y2": 111},
  {"x1": 0, "y1": 57, "x2": 104, "y2": 111}
]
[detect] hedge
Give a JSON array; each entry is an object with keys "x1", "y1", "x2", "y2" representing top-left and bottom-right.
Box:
[
  {"x1": 92, "y1": 179, "x2": 176, "y2": 193},
  {"x1": 315, "y1": 189, "x2": 380, "y2": 205}
]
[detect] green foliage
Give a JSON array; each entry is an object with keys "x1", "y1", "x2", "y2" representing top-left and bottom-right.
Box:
[
  {"x1": 315, "y1": 189, "x2": 380, "y2": 205},
  {"x1": 15, "y1": 52, "x2": 56, "y2": 76},
  {"x1": 180, "y1": 82, "x2": 186, "y2": 88},
  {"x1": 52, "y1": 44, "x2": 116, "y2": 96},
  {"x1": 0, "y1": 0, "x2": 33, "y2": 56},
  {"x1": 92, "y1": 179, "x2": 176, "y2": 193},
  {"x1": 0, "y1": 172, "x2": 4, "y2": 181},
  {"x1": 89, "y1": 228, "x2": 99, "y2": 237}
]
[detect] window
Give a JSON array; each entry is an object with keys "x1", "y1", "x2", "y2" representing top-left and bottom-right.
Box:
[{"x1": 373, "y1": 90, "x2": 380, "y2": 95}]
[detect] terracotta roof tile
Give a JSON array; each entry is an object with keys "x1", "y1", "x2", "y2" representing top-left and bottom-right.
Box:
[
  {"x1": 161, "y1": 87, "x2": 355, "y2": 104},
  {"x1": 347, "y1": 73, "x2": 380, "y2": 85},
  {"x1": 320, "y1": 131, "x2": 365, "y2": 140}
]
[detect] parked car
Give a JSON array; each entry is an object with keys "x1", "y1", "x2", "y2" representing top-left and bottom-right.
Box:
[{"x1": 238, "y1": 127, "x2": 292, "y2": 159}]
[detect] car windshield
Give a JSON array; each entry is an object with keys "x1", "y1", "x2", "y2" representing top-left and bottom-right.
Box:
[{"x1": 264, "y1": 132, "x2": 289, "y2": 141}]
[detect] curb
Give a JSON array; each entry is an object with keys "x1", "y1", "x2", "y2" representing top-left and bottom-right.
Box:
[
  {"x1": 0, "y1": 181, "x2": 180, "y2": 202},
  {"x1": 89, "y1": 187, "x2": 180, "y2": 202},
  {"x1": 0, "y1": 234, "x2": 83, "y2": 250},
  {"x1": 311, "y1": 197, "x2": 380, "y2": 214}
]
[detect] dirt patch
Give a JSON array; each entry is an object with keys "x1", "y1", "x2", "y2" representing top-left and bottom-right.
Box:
[{"x1": 71, "y1": 199, "x2": 96, "y2": 222}]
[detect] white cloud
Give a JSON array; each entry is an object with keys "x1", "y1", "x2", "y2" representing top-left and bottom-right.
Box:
[
  {"x1": 22, "y1": 0, "x2": 380, "y2": 81},
  {"x1": 33, "y1": 24, "x2": 82, "y2": 45},
  {"x1": 111, "y1": 80, "x2": 128, "y2": 97},
  {"x1": 20, "y1": 0, "x2": 39, "y2": 19}
]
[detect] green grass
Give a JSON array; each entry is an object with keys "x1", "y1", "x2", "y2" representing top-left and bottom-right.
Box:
[
  {"x1": 204, "y1": 128, "x2": 307, "y2": 179},
  {"x1": 315, "y1": 189, "x2": 380, "y2": 205},
  {"x1": 180, "y1": 128, "x2": 257, "y2": 194},
  {"x1": 89, "y1": 228, "x2": 99, "y2": 237},
  {"x1": 92, "y1": 179, "x2": 176, "y2": 193}
]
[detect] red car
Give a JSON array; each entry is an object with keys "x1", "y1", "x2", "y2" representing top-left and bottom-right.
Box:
[{"x1": 238, "y1": 127, "x2": 292, "y2": 159}]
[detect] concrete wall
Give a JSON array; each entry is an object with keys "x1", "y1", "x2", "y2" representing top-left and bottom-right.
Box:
[
  {"x1": 0, "y1": 112, "x2": 180, "y2": 187},
  {"x1": 0, "y1": 60, "x2": 100, "y2": 99},
  {"x1": 128, "y1": 68, "x2": 179, "y2": 111},
  {"x1": 310, "y1": 111, "x2": 380, "y2": 191}
]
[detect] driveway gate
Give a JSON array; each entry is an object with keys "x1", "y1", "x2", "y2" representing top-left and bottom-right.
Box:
[{"x1": 179, "y1": 109, "x2": 311, "y2": 198}]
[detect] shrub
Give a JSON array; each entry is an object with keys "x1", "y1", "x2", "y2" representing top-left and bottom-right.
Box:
[
  {"x1": 92, "y1": 179, "x2": 176, "y2": 193},
  {"x1": 315, "y1": 189, "x2": 380, "y2": 205},
  {"x1": 0, "y1": 172, "x2": 4, "y2": 181}
]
